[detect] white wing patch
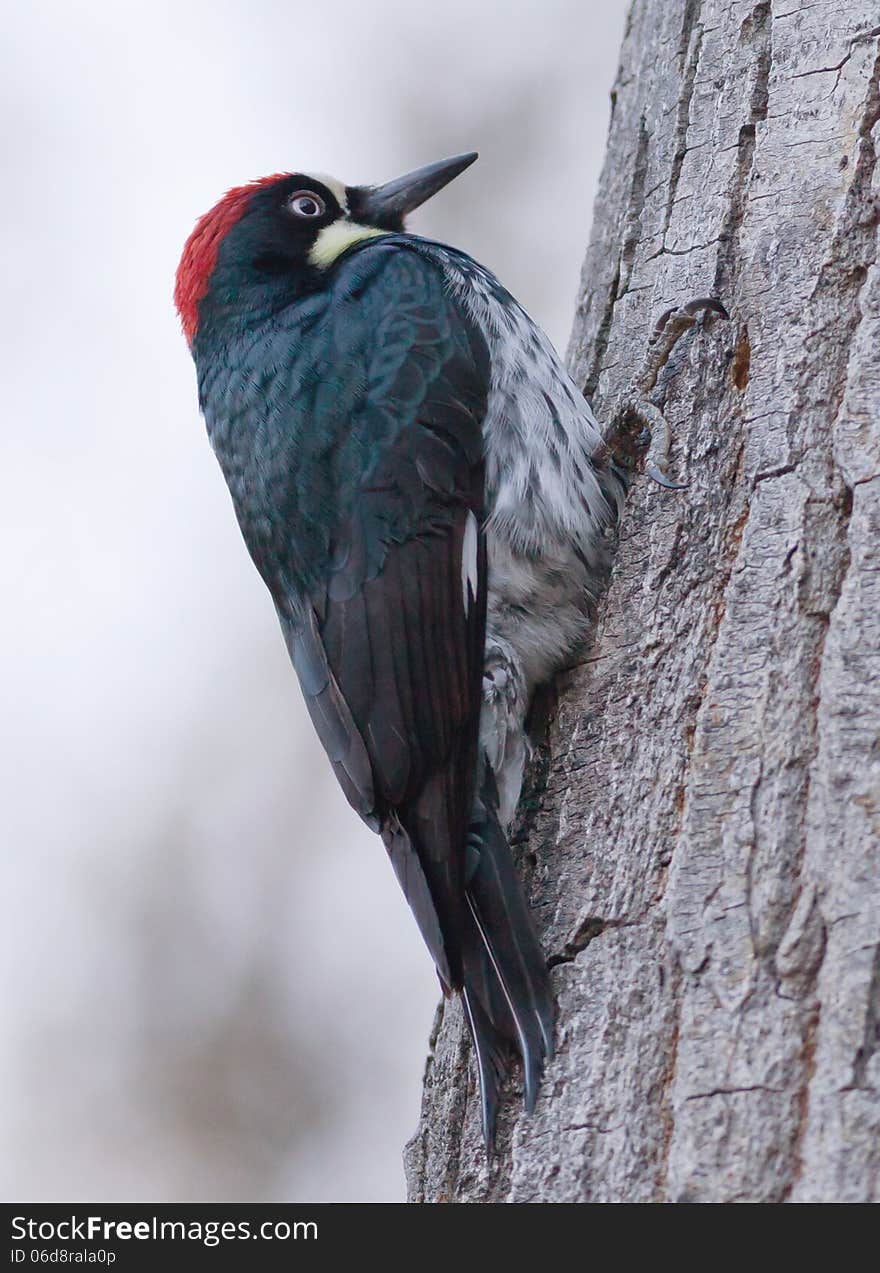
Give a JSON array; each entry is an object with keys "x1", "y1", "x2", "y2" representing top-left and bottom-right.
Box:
[{"x1": 462, "y1": 510, "x2": 479, "y2": 613}]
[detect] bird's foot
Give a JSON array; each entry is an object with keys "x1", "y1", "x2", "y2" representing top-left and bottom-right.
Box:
[
  {"x1": 480, "y1": 643, "x2": 528, "y2": 830},
  {"x1": 596, "y1": 296, "x2": 728, "y2": 489},
  {"x1": 482, "y1": 644, "x2": 522, "y2": 709}
]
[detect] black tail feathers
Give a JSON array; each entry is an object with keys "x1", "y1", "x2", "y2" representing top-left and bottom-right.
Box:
[{"x1": 460, "y1": 769, "x2": 555, "y2": 1151}]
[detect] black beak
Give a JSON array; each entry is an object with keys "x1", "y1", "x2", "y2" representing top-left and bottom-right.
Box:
[{"x1": 352, "y1": 152, "x2": 478, "y2": 229}]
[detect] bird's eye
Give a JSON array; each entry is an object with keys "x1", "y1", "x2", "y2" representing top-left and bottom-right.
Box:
[{"x1": 289, "y1": 192, "x2": 325, "y2": 218}]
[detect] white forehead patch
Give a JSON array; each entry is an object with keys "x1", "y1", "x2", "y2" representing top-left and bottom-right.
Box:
[{"x1": 304, "y1": 173, "x2": 349, "y2": 212}]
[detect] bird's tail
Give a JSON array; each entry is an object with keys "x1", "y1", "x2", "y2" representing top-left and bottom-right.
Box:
[{"x1": 460, "y1": 767, "x2": 555, "y2": 1151}]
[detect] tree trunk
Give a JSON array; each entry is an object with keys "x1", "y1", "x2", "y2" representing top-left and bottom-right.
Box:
[{"x1": 404, "y1": 0, "x2": 880, "y2": 1203}]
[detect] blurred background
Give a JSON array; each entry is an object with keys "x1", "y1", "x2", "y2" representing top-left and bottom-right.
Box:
[{"x1": 2, "y1": 0, "x2": 627, "y2": 1201}]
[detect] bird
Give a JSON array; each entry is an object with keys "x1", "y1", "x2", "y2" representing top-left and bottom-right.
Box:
[{"x1": 175, "y1": 151, "x2": 723, "y2": 1150}]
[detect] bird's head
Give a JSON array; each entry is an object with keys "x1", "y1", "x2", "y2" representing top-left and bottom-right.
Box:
[{"x1": 175, "y1": 151, "x2": 477, "y2": 348}]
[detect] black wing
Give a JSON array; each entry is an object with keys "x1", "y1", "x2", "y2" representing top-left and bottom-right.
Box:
[{"x1": 276, "y1": 243, "x2": 490, "y2": 986}]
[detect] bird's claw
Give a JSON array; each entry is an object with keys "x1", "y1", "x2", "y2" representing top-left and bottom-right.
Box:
[
  {"x1": 651, "y1": 296, "x2": 729, "y2": 342},
  {"x1": 596, "y1": 294, "x2": 728, "y2": 490},
  {"x1": 646, "y1": 463, "x2": 689, "y2": 491}
]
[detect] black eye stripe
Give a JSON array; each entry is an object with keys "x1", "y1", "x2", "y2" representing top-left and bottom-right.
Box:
[{"x1": 288, "y1": 191, "x2": 325, "y2": 218}]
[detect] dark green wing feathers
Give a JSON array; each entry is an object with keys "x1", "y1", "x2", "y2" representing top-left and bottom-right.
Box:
[
  {"x1": 205, "y1": 240, "x2": 553, "y2": 1143},
  {"x1": 272, "y1": 245, "x2": 490, "y2": 984}
]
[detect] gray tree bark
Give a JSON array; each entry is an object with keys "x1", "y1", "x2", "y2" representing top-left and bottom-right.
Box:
[{"x1": 404, "y1": 0, "x2": 880, "y2": 1203}]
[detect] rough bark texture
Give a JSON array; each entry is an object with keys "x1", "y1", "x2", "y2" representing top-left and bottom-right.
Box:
[{"x1": 405, "y1": 0, "x2": 880, "y2": 1203}]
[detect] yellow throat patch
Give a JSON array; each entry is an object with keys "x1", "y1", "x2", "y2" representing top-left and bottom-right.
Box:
[{"x1": 309, "y1": 220, "x2": 387, "y2": 269}]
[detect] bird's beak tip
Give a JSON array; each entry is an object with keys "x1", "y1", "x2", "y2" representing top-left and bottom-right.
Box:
[{"x1": 356, "y1": 152, "x2": 479, "y2": 227}]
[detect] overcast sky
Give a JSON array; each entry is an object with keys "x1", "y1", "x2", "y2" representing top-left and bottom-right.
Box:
[{"x1": 2, "y1": 0, "x2": 628, "y2": 1202}]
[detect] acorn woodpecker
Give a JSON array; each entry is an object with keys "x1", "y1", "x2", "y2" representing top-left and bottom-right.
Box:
[{"x1": 175, "y1": 152, "x2": 722, "y2": 1149}]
